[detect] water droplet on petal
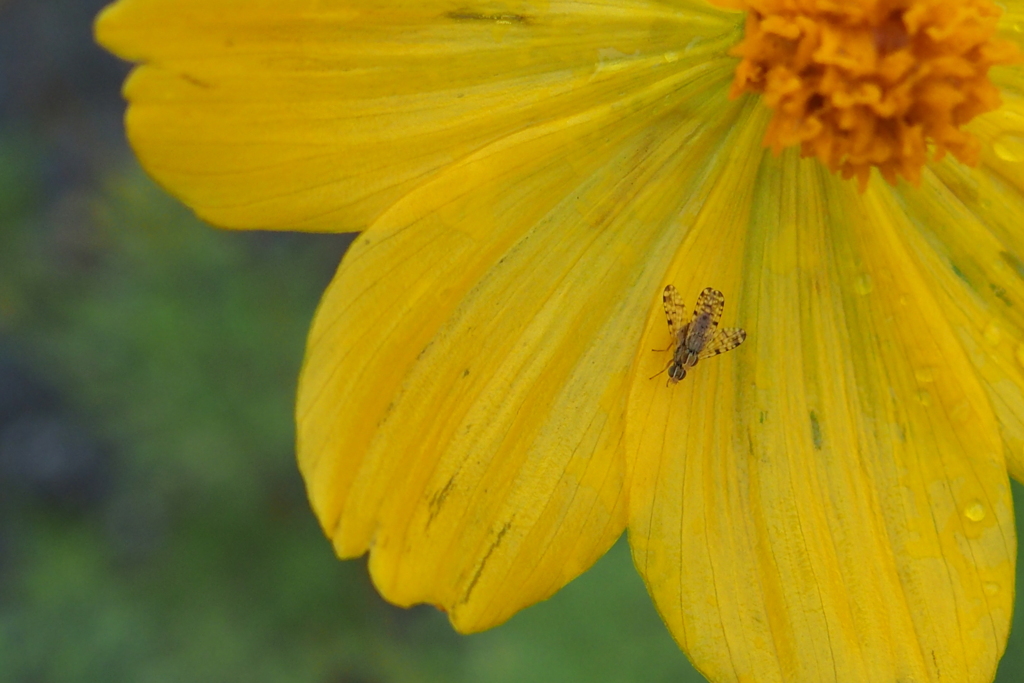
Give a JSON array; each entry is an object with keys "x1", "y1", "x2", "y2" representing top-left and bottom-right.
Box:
[
  {"x1": 951, "y1": 401, "x2": 973, "y2": 423},
  {"x1": 993, "y1": 132, "x2": 1024, "y2": 162},
  {"x1": 964, "y1": 501, "x2": 986, "y2": 521},
  {"x1": 914, "y1": 367, "x2": 935, "y2": 383},
  {"x1": 984, "y1": 581, "x2": 1001, "y2": 596},
  {"x1": 854, "y1": 274, "x2": 873, "y2": 295},
  {"x1": 984, "y1": 321, "x2": 1002, "y2": 346},
  {"x1": 916, "y1": 390, "x2": 931, "y2": 406}
]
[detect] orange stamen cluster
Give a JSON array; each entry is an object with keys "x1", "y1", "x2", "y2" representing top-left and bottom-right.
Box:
[{"x1": 727, "y1": 0, "x2": 1019, "y2": 187}]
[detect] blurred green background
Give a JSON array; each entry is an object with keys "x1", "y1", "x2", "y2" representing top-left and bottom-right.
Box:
[{"x1": 1, "y1": 2, "x2": 1023, "y2": 682}]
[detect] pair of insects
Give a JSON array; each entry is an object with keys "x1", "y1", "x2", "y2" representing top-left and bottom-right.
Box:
[{"x1": 652, "y1": 285, "x2": 747, "y2": 384}]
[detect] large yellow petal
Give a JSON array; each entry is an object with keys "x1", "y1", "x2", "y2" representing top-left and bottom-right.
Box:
[
  {"x1": 296, "y1": 55, "x2": 754, "y2": 630},
  {"x1": 628, "y1": 146, "x2": 1015, "y2": 681},
  {"x1": 890, "y1": 68, "x2": 1024, "y2": 482},
  {"x1": 95, "y1": 0, "x2": 738, "y2": 231}
]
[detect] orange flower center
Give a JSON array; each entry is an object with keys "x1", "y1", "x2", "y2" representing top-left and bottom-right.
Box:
[{"x1": 725, "y1": 0, "x2": 1019, "y2": 187}]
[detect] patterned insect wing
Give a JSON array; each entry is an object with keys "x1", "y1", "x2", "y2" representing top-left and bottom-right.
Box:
[
  {"x1": 698, "y1": 327, "x2": 747, "y2": 359},
  {"x1": 683, "y1": 287, "x2": 724, "y2": 356},
  {"x1": 661, "y1": 284, "x2": 687, "y2": 339}
]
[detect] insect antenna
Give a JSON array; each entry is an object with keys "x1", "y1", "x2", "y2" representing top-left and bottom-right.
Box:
[{"x1": 649, "y1": 360, "x2": 672, "y2": 380}]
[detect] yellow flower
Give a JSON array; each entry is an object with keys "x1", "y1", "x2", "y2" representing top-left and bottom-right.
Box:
[{"x1": 95, "y1": 0, "x2": 1024, "y2": 680}]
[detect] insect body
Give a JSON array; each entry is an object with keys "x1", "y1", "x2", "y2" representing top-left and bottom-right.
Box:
[{"x1": 653, "y1": 285, "x2": 746, "y2": 384}]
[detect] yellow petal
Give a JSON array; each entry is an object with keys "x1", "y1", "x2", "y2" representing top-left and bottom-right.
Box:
[
  {"x1": 887, "y1": 77, "x2": 1024, "y2": 482},
  {"x1": 998, "y1": 3, "x2": 1024, "y2": 56},
  {"x1": 297, "y1": 62, "x2": 750, "y2": 630},
  {"x1": 628, "y1": 146, "x2": 1015, "y2": 681},
  {"x1": 95, "y1": 0, "x2": 739, "y2": 231}
]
